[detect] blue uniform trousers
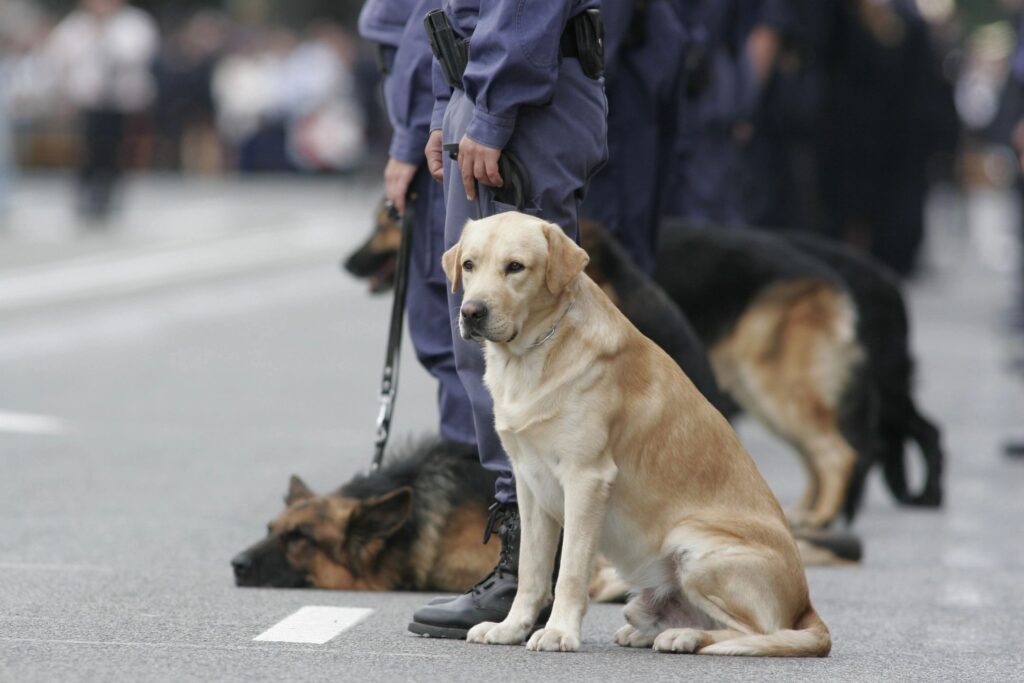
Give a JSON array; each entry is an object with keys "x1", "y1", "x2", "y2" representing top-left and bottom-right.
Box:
[
  {"x1": 441, "y1": 60, "x2": 607, "y2": 503},
  {"x1": 582, "y1": 0, "x2": 688, "y2": 275},
  {"x1": 405, "y1": 166, "x2": 477, "y2": 447}
]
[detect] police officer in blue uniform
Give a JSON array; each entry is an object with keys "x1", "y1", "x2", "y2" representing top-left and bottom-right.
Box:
[
  {"x1": 358, "y1": 0, "x2": 478, "y2": 451},
  {"x1": 581, "y1": 0, "x2": 693, "y2": 275},
  {"x1": 408, "y1": 0, "x2": 608, "y2": 639},
  {"x1": 664, "y1": 0, "x2": 762, "y2": 226}
]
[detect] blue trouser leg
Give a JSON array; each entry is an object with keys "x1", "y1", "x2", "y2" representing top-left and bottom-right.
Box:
[
  {"x1": 582, "y1": 0, "x2": 686, "y2": 276},
  {"x1": 582, "y1": 65, "x2": 659, "y2": 275},
  {"x1": 441, "y1": 61, "x2": 608, "y2": 504},
  {"x1": 405, "y1": 167, "x2": 477, "y2": 446}
]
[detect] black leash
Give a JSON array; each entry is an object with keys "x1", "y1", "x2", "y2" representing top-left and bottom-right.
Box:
[{"x1": 371, "y1": 200, "x2": 416, "y2": 471}]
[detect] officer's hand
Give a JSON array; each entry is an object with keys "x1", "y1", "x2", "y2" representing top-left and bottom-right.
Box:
[
  {"x1": 384, "y1": 158, "x2": 418, "y2": 216},
  {"x1": 458, "y1": 135, "x2": 503, "y2": 201},
  {"x1": 425, "y1": 130, "x2": 444, "y2": 183}
]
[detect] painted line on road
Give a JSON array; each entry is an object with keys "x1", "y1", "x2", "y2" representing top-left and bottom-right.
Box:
[
  {"x1": 0, "y1": 410, "x2": 66, "y2": 436},
  {"x1": 0, "y1": 220, "x2": 345, "y2": 312},
  {"x1": 254, "y1": 606, "x2": 374, "y2": 644}
]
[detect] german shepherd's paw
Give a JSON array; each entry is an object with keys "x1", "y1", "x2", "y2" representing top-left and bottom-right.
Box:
[
  {"x1": 526, "y1": 626, "x2": 581, "y2": 652},
  {"x1": 614, "y1": 624, "x2": 655, "y2": 648},
  {"x1": 466, "y1": 620, "x2": 530, "y2": 645}
]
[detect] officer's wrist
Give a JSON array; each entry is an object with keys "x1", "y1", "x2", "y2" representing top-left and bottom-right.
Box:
[{"x1": 466, "y1": 107, "x2": 516, "y2": 150}]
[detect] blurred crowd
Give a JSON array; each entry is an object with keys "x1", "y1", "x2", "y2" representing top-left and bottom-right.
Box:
[
  {"x1": 0, "y1": 0, "x2": 1023, "y2": 278},
  {"x1": 0, "y1": 0, "x2": 383, "y2": 213}
]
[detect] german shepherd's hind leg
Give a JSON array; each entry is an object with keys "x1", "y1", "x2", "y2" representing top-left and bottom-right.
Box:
[{"x1": 713, "y1": 281, "x2": 863, "y2": 529}]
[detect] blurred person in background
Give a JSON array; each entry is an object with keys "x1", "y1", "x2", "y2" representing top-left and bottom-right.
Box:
[
  {"x1": 816, "y1": 0, "x2": 950, "y2": 276},
  {"x1": 0, "y1": 35, "x2": 13, "y2": 226},
  {"x1": 212, "y1": 28, "x2": 292, "y2": 172},
  {"x1": 46, "y1": 0, "x2": 158, "y2": 223},
  {"x1": 0, "y1": 0, "x2": 42, "y2": 225},
  {"x1": 738, "y1": 0, "x2": 830, "y2": 232},
  {"x1": 151, "y1": 10, "x2": 227, "y2": 172},
  {"x1": 663, "y1": 0, "x2": 761, "y2": 226},
  {"x1": 280, "y1": 21, "x2": 366, "y2": 174}
]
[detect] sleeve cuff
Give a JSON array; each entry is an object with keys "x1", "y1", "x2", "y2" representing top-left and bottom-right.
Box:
[
  {"x1": 389, "y1": 125, "x2": 429, "y2": 165},
  {"x1": 465, "y1": 106, "x2": 517, "y2": 150},
  {"x1": 430, "y1": 97, "x2": 450, "y2": 133}
]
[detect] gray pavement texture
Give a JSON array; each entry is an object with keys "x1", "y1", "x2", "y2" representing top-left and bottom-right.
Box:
[{"x1": 1, "y1": 176, "x2": 1023, "y2": 682}]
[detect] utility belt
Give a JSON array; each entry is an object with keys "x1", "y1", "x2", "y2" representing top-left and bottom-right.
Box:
[{"x1": 424, "y1": 8, "x2": 604, "y2": 90}]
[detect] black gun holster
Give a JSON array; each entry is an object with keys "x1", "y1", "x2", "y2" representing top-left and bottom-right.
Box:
[
  {"x1": 424, "y1": 9, "x2": 469, "y2": 89},
  {"x1": 425, "y1": 8, "x2": 604, "y2": 87}
]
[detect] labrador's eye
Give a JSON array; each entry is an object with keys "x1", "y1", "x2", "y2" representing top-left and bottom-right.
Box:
[
  {"x1": 506, "y1": 261, "x2": 524, "y2": 274},
  {"x1": 463, "y1": 260, "x2": 474, "y2": 272}
]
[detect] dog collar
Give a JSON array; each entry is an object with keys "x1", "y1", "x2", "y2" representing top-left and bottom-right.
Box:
[{"x1": 527, "y1": 299, "x2": 576, "y2": 349}]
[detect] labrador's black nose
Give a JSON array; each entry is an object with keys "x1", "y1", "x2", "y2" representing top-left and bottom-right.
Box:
[
  {"x1": 231, "y1": 553, "x2": 253, "y2": 577},
  {"x1": 461, "y1": 300, "x2": 489, "y2": 321}
]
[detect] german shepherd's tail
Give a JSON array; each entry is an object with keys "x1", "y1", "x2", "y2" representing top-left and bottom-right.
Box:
[
  {"x1": 884, "y1": 401, "x2": 944, "y2": 507},
  {"x1": 699, "y1": 605, "x2": 832, "y2": 657}
]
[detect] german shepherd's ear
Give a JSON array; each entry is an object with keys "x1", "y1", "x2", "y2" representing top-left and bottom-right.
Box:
[
  {"x1": 542, "y1": 222, "x2": 589, "y2": 295},
  {"x1": 285, "y1": 475, "x2": 314, "y2": 505},
  {"x1": 441, "y1": 242, "x2": 462, "y2": 293},
  {"x1": 349, "y1": 486, "x2": 413, "y2": 540}
]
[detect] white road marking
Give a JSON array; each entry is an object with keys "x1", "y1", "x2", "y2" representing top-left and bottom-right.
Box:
[
  {"x1": 0, "y1": 219, "x2": 346, "y2": 312},
  {"x1": 254, "y1": 606, "x2": 374, "y2": 644},
  {"x1": 0, "y1": 267, "x2": 350, "y2": 361},
  {"x1": 0, "y1": 411, "x2": 65, "y2": 435}
]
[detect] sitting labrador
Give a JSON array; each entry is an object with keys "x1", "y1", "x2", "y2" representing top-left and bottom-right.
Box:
[{"x1": 441, "y1": 212, "x2": 830, "y2": 656}]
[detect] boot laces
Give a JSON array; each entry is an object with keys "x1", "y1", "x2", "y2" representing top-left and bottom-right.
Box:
[{"x1": 470, "y1": 503, "x2": 517, "y2": 593}]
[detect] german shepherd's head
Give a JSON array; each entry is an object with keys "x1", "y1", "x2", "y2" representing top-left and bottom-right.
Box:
[
  {"x1": 342, "y1": 198, "x2": 402, "y2": 293},
  {"x1": 231, "y1": 475, "x2": 412, "y2": 590}
]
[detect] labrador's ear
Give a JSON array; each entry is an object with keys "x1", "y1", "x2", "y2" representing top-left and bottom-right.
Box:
[
  {"x1": 441, "y1": 242, "x2": 462, "y2": 293},
  {"x1": 542, "y1": 222, "x2": 589, "y2": 295}
]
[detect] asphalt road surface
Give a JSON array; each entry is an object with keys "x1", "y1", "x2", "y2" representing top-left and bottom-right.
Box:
[{"x1": 1, "y1": 176, "x2": 1022, "y2": 682}]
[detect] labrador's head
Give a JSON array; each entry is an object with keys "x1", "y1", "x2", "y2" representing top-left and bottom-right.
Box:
[{"x1": 442, "y1": 212, "x2": 588, "y2": 343}]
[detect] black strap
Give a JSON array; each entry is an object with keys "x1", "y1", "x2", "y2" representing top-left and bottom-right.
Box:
[
  {"x1": 559, "y1": 27, "x2": 579, "y2": 59},
  {"x1": 370, "y1": 201, "x2": 416, "y2": 470}
]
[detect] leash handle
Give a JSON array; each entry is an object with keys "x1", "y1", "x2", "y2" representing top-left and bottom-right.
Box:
[
  {"x1": 441, "y1": 143, "x2": 531, "y2": 214},
  {"x1": 371, "y1": 201, "x2": 416, "y2": 471}
]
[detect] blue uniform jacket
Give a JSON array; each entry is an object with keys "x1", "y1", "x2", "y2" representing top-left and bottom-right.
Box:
[
  {"x1": 430, "y1": 0, "x2": 598, "y2": 149},
  {"x1": 359, "y1": 0, "x2": 439, "y2": 164}
]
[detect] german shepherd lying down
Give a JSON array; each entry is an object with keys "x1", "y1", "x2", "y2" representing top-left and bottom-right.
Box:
[
  {"x1": 345, "y1": 203, "x2": 943, "y2": 528},
  {"x1": 232, "y1": 440, "x2": 499, "y2": 591},
  {"x1": 232, "y1": 439, "x2": 862, "y2": 597}
]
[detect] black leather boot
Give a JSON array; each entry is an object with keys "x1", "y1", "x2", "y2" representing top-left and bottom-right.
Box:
[{"x1": 408, "y1": 502, "x2": 550, "y2": 639}]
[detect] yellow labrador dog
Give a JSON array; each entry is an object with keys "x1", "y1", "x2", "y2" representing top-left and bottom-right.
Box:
[{"x1": 441, "y1": 212, "x2": 830, "y2": 656}]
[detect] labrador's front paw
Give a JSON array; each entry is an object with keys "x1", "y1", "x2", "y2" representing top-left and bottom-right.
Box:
[
  {"x1": 526, "y1": 626, "x2": 580, "y2": 652},
  {"x1": 466, "y1": 620, "x2": 530, "y2": 645}
]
